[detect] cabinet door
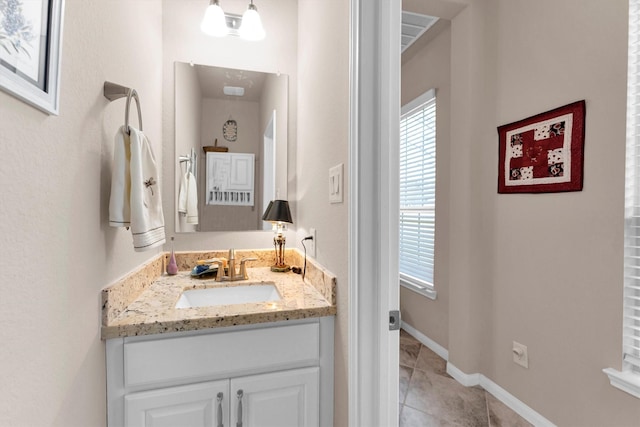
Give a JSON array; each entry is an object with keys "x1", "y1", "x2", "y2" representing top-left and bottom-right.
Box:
[
  {"x1": 230, "y1": 154, "x2": 254, "y2": 190},
  {"x1": 125, "y1": 380, "x2": 229, "y2": 427},
  {"x1": 230, "y1": 367, "x2": 319, "y2": 427}
]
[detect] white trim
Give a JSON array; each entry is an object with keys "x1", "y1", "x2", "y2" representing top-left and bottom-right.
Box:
[
  {"x1": 446, "y1": 362, "x2": 482, "y2": 387},
  {"x1": 347, "y1": 0, "x2": 361, "y2": 423},
  {"x1": 378, "y1": 0, "x2": 402, "y2": 423},
  {"x1": 348, "y1": 0, "x2": 400, "y2": 425},
  {"x1": 481, "y1": 375, "x2": 555, "y2": 427},
  {"x1": 401, "y1": 88, "x2": 436, "y2": 116},
  {"x1": 446, "y1": 363, "x2": 556, "y2": 427},
  {"x1": 400, "y1": 279, "x2": 437, "y2": 300},
  {"x1": 603, "y1": 368, "x2": 640, "y2": 399},
  {"x1": 400, "y1": 322, "x2": 447, "y2": 360}
]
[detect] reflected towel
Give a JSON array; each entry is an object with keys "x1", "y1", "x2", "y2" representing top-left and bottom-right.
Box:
[{"x1": 178, "y1": 171, "x2": 198, "y2": 224}]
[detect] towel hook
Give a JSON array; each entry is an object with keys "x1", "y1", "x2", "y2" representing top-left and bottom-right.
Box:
[{"x1": 104, "y1": 81, "x2": 144, "y2": 135}]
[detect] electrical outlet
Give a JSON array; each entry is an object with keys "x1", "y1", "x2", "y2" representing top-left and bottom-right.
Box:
[
  {"x1": 512, "y1": 341, "x2": 529, "y2": 368},
  {"x1": 308, "y1": 228, "x2": 316, "y2": 257}
]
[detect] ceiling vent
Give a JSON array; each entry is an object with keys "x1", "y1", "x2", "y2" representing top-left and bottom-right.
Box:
[
  {"x1": 401, "y1": 11, "x2": 438, "y2": 53},
  {"x1": 223, "y1": 85, "x2": 245, "y2": 96}
]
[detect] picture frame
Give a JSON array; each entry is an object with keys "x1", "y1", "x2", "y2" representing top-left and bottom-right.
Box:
[
  {"x1": 497, "y1": 100, "x2": 586, "y2": 194},
  {"x1": 0, "y1": 0, "x2": 64, "y2": 115}
]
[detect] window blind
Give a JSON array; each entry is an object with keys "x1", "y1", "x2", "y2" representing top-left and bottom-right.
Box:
[
  {"x1": 399, "y1": 90, "x2": 436, "y2": 291},
  {"x1": 624, "y1": 0, "x2": 640, "y2": 373}
]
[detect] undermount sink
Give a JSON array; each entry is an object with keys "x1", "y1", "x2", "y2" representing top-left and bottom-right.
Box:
[{"x1": 175, "y1": 283, "x2": 281, "y2": 309}]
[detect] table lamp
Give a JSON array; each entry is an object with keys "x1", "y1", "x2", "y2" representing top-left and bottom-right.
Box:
[{"x1": 262, "y1": 200, "x2": 292, "y2": 272}]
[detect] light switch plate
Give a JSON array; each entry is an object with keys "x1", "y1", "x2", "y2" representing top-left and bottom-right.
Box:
[{"x1": 329, "y1": 163, "x2": 344, "y2": 204}]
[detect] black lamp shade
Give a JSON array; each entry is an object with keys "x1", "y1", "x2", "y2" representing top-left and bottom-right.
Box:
[
  {"x1": 261, "y1": 201, "x2": 273, "y2": 221},
  {"x1": 262, "y1": 200, "x2": 292, "y2": 224}
]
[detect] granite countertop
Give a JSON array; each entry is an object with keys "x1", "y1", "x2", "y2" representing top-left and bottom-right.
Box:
[{"x1": 101, "y1": 249, "x2": 337, "y2": 339}]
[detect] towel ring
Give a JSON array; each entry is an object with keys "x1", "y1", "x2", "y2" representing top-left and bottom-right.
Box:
[
  {"x1": 104, "y1": 81, "x2": 144, "y2": 135},
  {"x1": 124, "y1": 89, "x2": 143, "y2": 135}
]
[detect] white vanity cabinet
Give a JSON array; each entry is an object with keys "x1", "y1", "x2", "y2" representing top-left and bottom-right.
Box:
[
  {"x1": 106, "y1": 317, "x2": 334, "y2": 427},
  {"x1": 124, "y1": 380, "x2": 228, "y2": 427},
  {"x1": 125, "y1": 368, "x2": 318, "y2": 427}
]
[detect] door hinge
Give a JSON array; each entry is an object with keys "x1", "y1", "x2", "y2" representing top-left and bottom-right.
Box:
[{"x1": 389, "y1": 310, "x2": 401, "y2": 331}]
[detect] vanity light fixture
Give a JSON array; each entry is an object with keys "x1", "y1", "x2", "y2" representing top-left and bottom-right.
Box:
[
  {"x1": 262, "y1": 200, "x2": 293, "y2": 272},
  {"x1": 201, "y1": 0, "x2": 228, "y2": 37},
  {"x1": 201, "y1": 0, "x2": 265, "y2": 41},
  {"x1": 238, "y1": 0, "x2": 266, "y2": 41}
]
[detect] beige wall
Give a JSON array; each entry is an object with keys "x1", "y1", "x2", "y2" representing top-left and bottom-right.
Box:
[
  {"x1": 406, "y1": 0, "x2": 640, "y2": 424},
  {"x1": 199, "y1": 99, "x2": 260, "y2": 231},
  {"x1": 0, "y1": 0, "x2": 163, "y2": 425},
  {"x1": 487, "y1": 0, "x2": 636, "y2": 424},
  {"x1": 400, "y1": 22, "x2": 452, "y2": 350},
  {"x1": 296, "y1": 1, "x2": 350, "y2": 425},
  {"x1": 295, "y1": 0, "x2": 349, "y2": 426}
]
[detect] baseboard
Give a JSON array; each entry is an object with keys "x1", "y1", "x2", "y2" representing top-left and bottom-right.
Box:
[
  {"x1": 400, "y1": 322, "x2": 448, "y2": 360},
  {"x1": 446, "y1": 362, "x2": 556, "y2": 427},
  {"x1": 446, "y1": 362, "x2": 481, "y2": 387},
  {"x1": 400, "y1": 322, "x2": 555, "y2": 427}
]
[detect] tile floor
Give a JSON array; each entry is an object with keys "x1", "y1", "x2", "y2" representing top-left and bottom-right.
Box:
[{"x1": 399, "y1": 329, "x2": 533, "y2": 427}]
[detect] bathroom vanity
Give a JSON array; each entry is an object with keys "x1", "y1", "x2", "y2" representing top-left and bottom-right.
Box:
[{"x1": 101, "y1": 249, "x2": 336, "y2": 427}]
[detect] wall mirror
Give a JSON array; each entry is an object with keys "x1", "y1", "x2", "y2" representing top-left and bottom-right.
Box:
[{"x1": 174, "y1": 62, "x2": 288, "y2": 233}]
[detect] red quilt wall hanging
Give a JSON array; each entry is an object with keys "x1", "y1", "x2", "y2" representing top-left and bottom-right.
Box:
[{"x1": 497, "y1": 100, "x2": 585, "y2": 193}]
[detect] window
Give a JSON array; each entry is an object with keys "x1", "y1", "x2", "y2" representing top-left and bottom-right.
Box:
[
  {"x1": 399, "y1": 89, "x2": 437, "y2": 299},
  {"x1": 624, "y1": 0, "x2": 640, "y2": 377},
  {"x1": 603, "y1": 0, "x2": 640, "y2": 399}
]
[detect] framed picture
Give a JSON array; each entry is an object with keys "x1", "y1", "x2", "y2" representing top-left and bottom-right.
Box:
[
  {"x1": 0, "y1": 0, "x2": 64, "y2": 115},
  {"x1": 498, "y1": 100, "x2": 586, "y2": 193}
]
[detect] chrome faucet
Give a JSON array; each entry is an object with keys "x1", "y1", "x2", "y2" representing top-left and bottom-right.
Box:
[{"x1": 219, "y1": 249, "x2": 257, "y2": 281}]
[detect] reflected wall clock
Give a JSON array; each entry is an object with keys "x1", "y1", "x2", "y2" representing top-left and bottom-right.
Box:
[{"x1": 223, "y1": 119, "x2": 237, "y2": 142}]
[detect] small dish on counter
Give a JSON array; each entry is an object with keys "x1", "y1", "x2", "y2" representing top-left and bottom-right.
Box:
[{"x1": 190, "y1": 264, "x2": 219, "y2": 277}]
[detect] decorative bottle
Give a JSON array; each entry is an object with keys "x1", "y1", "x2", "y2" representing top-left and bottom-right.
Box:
[{"x1": 167, "y1": 237, "x2": 178, "y2": 275}]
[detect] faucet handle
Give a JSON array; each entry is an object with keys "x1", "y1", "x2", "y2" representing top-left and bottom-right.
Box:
[
  {"x1": 210, "y1": 259, "x2": 225, "y2": 281},
  {"x1": 239, "y1": 257, "x2": 258, "y2": 280}
]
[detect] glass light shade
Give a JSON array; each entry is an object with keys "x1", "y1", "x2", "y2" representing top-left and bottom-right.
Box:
[
  {"x1": 239, "y1": 4, "x2": 265, "y2": 41},
  {"x1": 201, "y1": 1, "x2": 229, "y2": 37}
]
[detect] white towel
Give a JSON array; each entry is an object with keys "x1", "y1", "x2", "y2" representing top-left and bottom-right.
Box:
[
  {"x1": 178, "y1": 173, "x2": 188, "y2": 215},
  {"x1": 129, "y1": 127, "x2": 166, "y2": 251},
  {"x1": 109, "y1": 126, "x2": 165, "y2": 251},
  {"x1": 178, "y1": 171, "x2": 199, "y2": 224},
  {"x1": 109, "y1": 127, "x2": 131, "y2": 227}
]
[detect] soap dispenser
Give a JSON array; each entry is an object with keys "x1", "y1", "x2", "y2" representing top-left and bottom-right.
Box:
[{"x1": 167, "y1": 237, "x2": 178, "y2": 275}]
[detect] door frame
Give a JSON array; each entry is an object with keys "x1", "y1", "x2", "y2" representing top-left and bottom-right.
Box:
[
  {"x1": 348, "y1": 0, "x2": 401, "y2": 425},
  {"x1": 262, "y1": 110, "x2": 276, "y2": 230}
]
